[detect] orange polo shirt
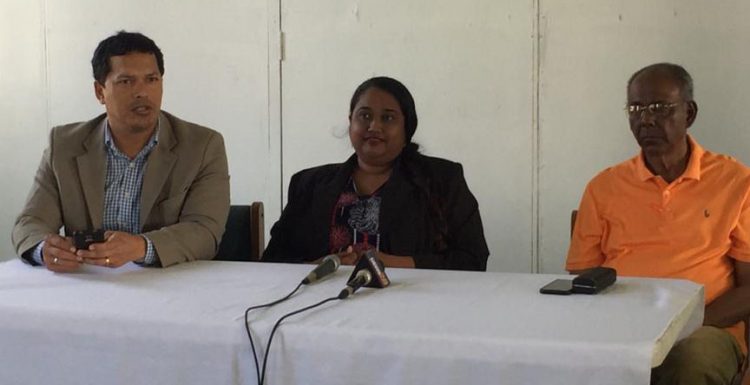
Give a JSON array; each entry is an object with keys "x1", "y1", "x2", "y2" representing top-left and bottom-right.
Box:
[{"x1": 566, "y1": 135, "x2": 750, "y2": 351}]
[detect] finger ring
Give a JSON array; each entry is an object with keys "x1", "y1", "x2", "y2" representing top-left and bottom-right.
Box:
[
  {"x1": 52, "y1": 257, "x2": 59, "y2": 264},
  {"x1": 105, "y1": 257, "x2": 111, "y2": 267}
]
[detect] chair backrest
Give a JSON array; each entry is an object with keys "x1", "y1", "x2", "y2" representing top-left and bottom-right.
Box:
[{"x1": 214, "y1": 202, "x2": 265, "y2": 261}]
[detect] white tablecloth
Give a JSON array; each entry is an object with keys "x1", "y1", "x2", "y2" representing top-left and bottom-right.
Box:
[{"x1": 0, "y1": 259, "x2": 703, "y2": 385}]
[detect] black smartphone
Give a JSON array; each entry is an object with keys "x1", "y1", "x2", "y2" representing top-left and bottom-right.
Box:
[
  {"x1": 72, "y1": 229, "x2": 106, "y2": 250},
  {"x1": 539, "y1": 279, "x2": 573, "y2": 295}
]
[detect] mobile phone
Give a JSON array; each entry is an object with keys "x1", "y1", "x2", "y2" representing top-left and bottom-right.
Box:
[
  {"x1": 572, "y1": 267, "x2": 617, "y2": 294},
  {"x1": 539, "y1": 279, "x2": 573, "y2": 295},
  {"x1": 72, "y1": 229, "x2": 106, "y2": 250}
]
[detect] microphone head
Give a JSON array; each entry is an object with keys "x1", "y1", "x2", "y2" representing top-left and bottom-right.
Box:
[
  {"x1": 301, "y1": 254, "x2": 342, "y2": 285},
  {"x1": 354, "y1": 269, "x2": 372, "y2": 286},
  {"x1": 322, "y1": 254, "x2": 341, "y2": 270},
  {"x1": 338, "y1": 269, "x2": 373, "y2": 299}
]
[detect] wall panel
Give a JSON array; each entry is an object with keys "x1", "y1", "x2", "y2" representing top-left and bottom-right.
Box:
[{"x1": 0, "y1": 0, "x2": 47, "y2": 261}]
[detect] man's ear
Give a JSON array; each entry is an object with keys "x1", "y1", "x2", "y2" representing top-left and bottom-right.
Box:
[
  {"x1": 94, "y1": 81, "x2": 105, "y2": 105},
  {"x1": 685, "y1": 100, "x2": 698, "y2": 128}
]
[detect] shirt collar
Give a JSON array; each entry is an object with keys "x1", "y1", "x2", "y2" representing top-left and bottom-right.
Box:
[
  {"x1": 104, "y1": 119, "x2": 160, "y2": 159},
  {"x1": 634, "y1": 134, "x2": 704, "y2": 182}
]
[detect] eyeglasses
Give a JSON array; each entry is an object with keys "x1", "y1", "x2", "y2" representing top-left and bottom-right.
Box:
[{"x1": 625, "y1": 102, "x2": 680, "y2": 118}]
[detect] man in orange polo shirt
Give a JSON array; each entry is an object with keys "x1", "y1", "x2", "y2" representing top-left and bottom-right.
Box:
[{"x1": 567, "y1": 63, "x2": 750, "y2": 385}]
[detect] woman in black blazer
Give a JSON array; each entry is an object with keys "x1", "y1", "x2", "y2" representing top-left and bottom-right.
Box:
[{"x1": 263, "y1": 77, "x2": 489, "y2": 271}]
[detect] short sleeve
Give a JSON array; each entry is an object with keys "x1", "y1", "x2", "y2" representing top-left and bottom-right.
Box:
[{"x1": 565, "y1": 181, "x2": 606, "y2": 271}]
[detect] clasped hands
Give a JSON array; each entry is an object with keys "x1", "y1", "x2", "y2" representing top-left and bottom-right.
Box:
[
  {"x1": 42, "y1": 231, "x2": 146, "y2": 272},
  {"x1": 332, "y1": 246, "x2": 415, "y2": 268}
]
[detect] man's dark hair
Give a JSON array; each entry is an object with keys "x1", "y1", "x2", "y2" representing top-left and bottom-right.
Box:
[
  {"x1": 91, "y1": 31, "x2": 164, "y2": 84},
  {"x1": 627, "y1": 62, "x2": 694, "y2": 100}
]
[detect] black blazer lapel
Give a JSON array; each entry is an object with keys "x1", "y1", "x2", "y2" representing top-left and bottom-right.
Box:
[
  {"x1": 308, "y1": 155, "x2": 357, "y2": 253},
  {"x1": 378, "y1": 157, "x2": 423, "y2": 249}
]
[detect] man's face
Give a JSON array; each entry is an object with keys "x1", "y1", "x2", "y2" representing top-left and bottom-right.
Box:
[
  {"x1": 94, "y1": 52, "x2": 163, "y2": 134},
  {"x1": 626, "y1": 72, "x2": 696, "y2": 156}
]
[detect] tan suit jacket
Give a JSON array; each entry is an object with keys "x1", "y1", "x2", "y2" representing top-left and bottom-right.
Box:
[{"x1": 12, "y1": 111, "x2": 230, "y2": 267}]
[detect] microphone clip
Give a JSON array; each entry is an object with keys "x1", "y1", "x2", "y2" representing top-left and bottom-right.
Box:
[{"x1": 346, "y1": 249, "x2": 390, "y2": 289}]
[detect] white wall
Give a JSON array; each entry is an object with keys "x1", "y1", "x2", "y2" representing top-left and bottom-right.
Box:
[
  {"x1": 2, "y1": 1, "x2": 750, "y2": 273},
  {"x1": 1, "y1": 0, "x2": 48, "y2": 261}
]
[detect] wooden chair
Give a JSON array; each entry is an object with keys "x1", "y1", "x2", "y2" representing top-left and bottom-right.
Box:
[
  {"x1": 214, "y1": 202, "x2": 265, "y2": 261},
  {"x1": 571, "y1": 209, "x2": 750, "y2": 383}
]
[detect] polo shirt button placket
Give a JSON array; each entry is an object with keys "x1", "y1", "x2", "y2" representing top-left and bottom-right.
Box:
[
  {"x1": 662, "y1": 190, "x2": 676, "y2": 220},
  {"x1": 655, "y1": 189, "x2": 669, "y2": 219}
]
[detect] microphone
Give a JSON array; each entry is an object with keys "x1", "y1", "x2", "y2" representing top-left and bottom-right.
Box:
[
  {"x1": 338, "y1": 269, "x2": 372, "y2": 299},
  {"x1": 301, "y1": 254, "x2": 341, "y2": 284},
  {"x1": 347, "y1": 249, "x2": 390, "y2": 289}
]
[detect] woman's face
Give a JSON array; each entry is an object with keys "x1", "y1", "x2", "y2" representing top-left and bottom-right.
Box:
[{"x1": 349, "y1": 87, "x2": 407, "y2": 167}]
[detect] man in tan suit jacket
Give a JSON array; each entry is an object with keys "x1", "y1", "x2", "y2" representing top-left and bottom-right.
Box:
[{"x1": 12, "y1": 31, "x2": 229, "y2": 271}]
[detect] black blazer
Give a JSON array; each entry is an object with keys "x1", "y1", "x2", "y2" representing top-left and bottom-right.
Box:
[{"x1": 263, "y1": 153, "x2": 489, "y2": 271}]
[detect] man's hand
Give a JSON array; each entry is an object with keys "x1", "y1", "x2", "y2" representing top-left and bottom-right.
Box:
[
  {"x1": 76, "y1": 231, "x2": 146, "y2": 268},
  {"x1": 704, "y1": 259, "x2": 750, "y2": 327},
  {"x1": 42, "y1": 234, "x2": 81, "y2": 272}
]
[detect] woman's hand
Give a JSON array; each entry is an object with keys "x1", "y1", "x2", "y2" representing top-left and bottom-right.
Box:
[
  {"x1": 337, "y1": 246, "x2": 358, "y2": 265},
  {"x1": 375, "y1": 251, "x2": 415, "y2": 268},
  {"x1": 328, "y1": 247, "x2": 416, "y2": 268},
  {"x1": 310, "y1": 246, "x2": 359, "y2": 265}
]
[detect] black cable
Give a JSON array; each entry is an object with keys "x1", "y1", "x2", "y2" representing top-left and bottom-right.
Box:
[
  {"x1": 259, "y1": 296, "x2": 339, "y2": 385},
  {"x1": 244, "y1": 281, "x2": 304, "y2": 385}
]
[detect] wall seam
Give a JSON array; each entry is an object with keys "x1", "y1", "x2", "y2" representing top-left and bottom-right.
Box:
[
  {"x1": 531, "y1": 0, "x2": 542, "y2": 273},
  {"x1": 277, "y1": 0, "x2": 284, "y2": 209},
  {"x1": 266, "y1": 0, "x2": 284, "y2": 220}
]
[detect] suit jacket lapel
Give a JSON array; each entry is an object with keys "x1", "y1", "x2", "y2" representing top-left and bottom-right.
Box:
[
  {"x1": 76, "y1": 118, "x2": 107, "y2": 229},
  {"x1": 310, "y1": 155, "x2": 357, "y2": 249},
  {"x1": 140, "y1": 113, "x2": 177, "y2": 227},
  {"x1": 378, "y1": 158, "x2": 417, "y2": 236}
]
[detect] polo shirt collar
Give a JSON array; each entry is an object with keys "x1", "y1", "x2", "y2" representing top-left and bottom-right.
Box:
[{"x1": 635, "y1": 134, "x2": 704, "y2": 182}]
